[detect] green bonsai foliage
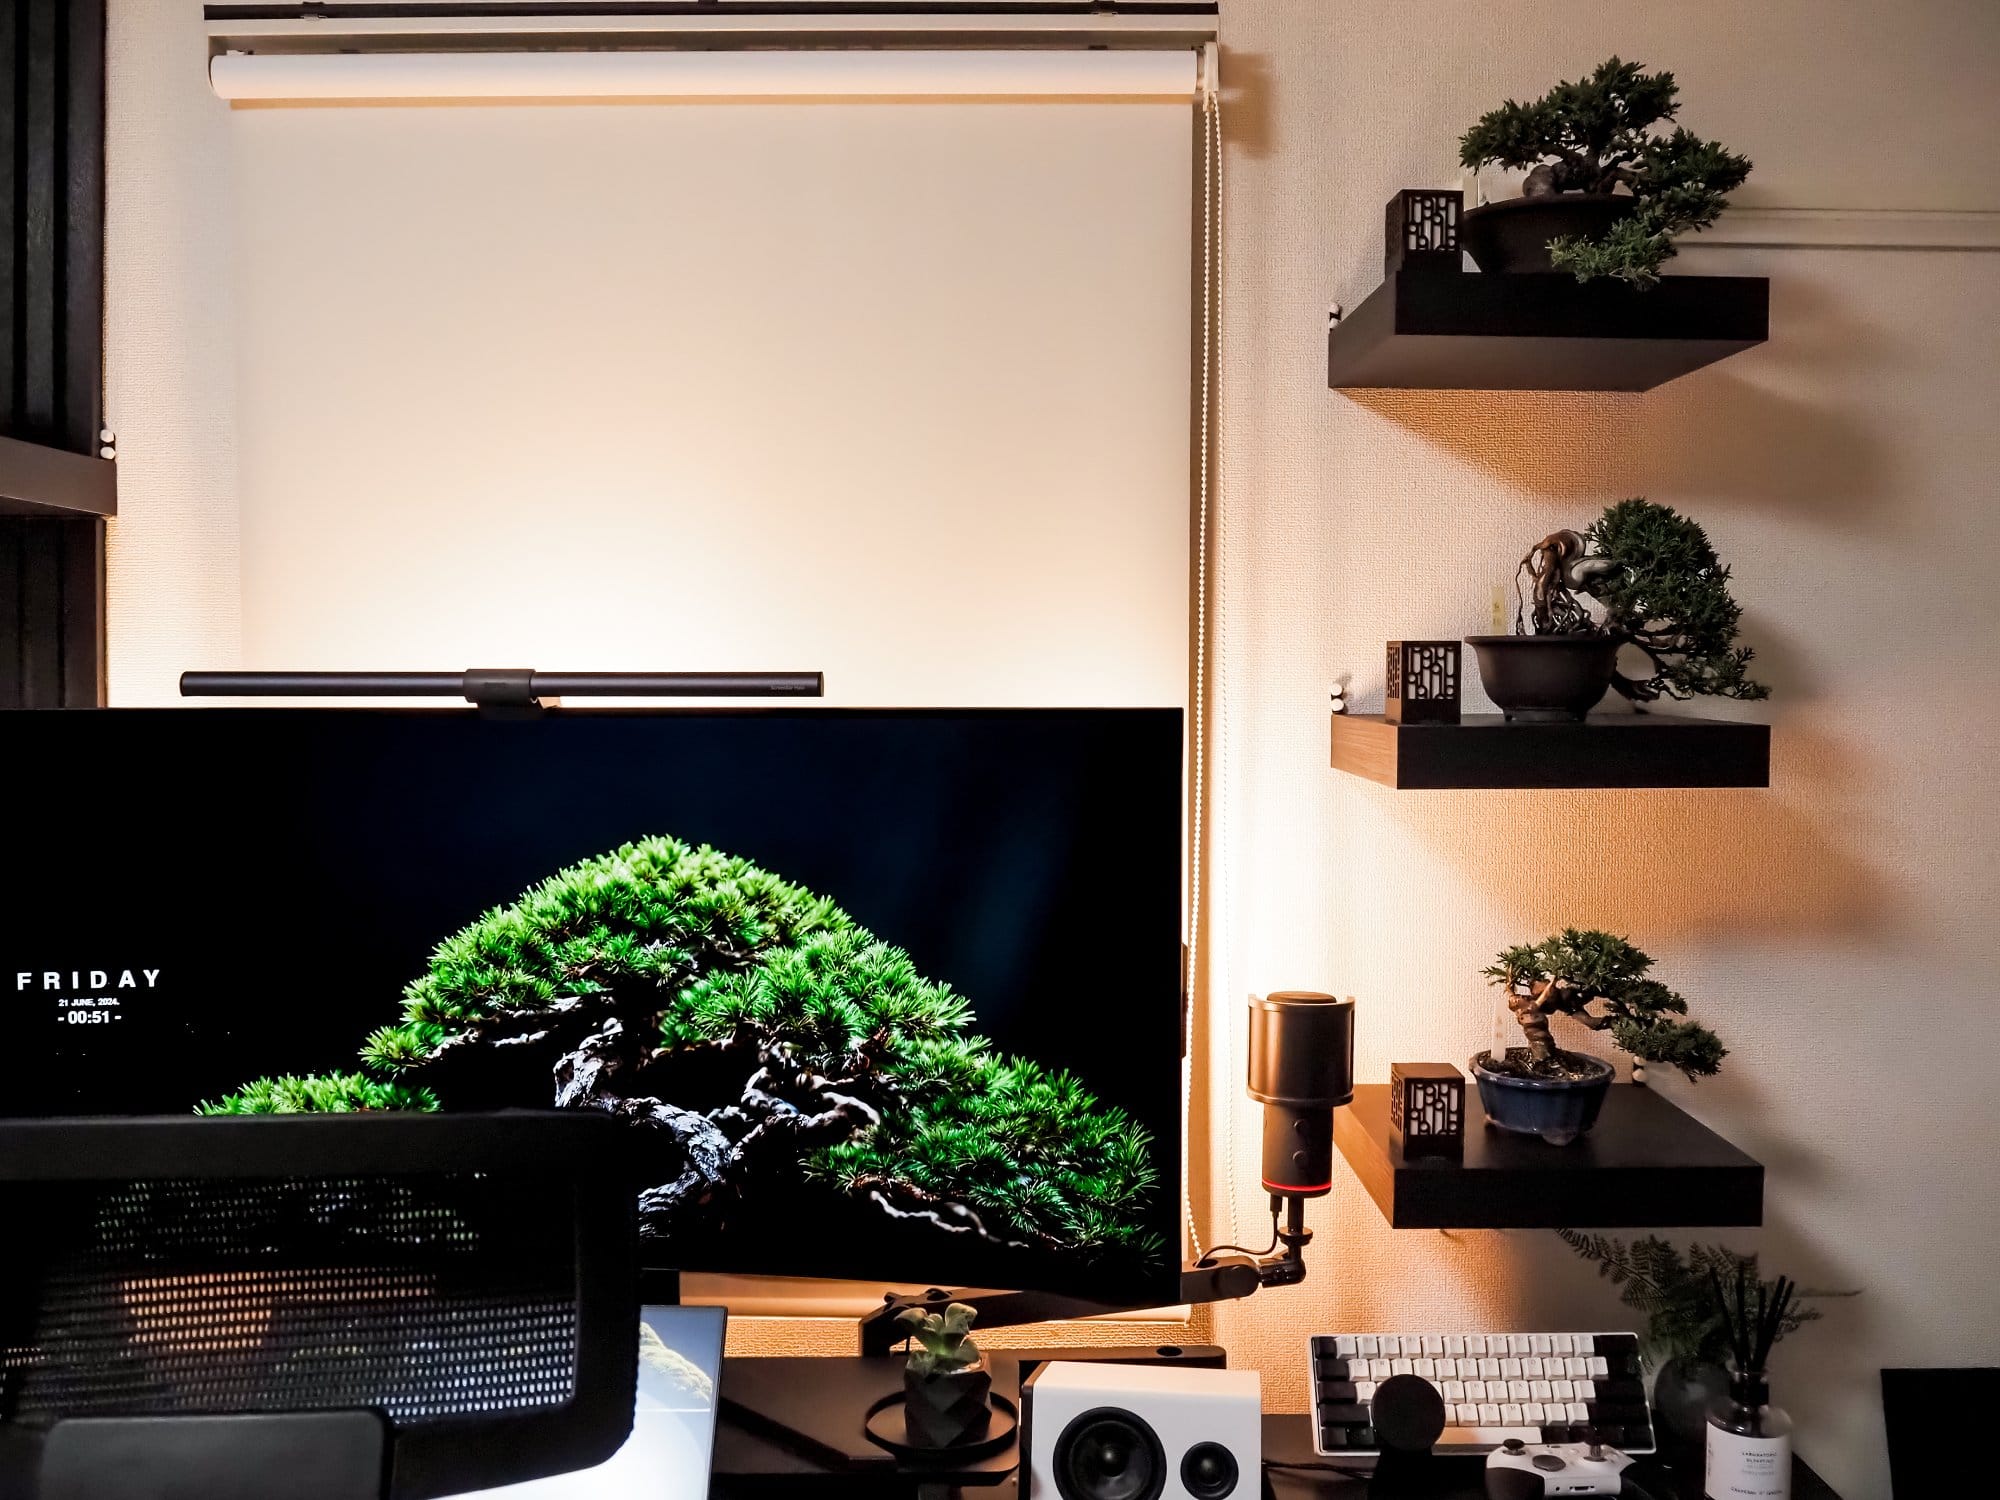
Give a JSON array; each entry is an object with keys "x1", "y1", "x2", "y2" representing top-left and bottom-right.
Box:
[
  {"x1": 896, "y1": 1302, "x2": 982, "y2": 1377},
  {"x1": 1514, "y1": 498, "x2": 1768, "y2": 705},
  {"x1": 1557, "y1": 1231, "x2": 1854, "y2": 1368},
  {"x1": 203, "y1": 835, "x2": 1162, "y2": 1266},
  {"x1": 1459, "y1": 57, "x2": 1751, "y2": 285},
  {"x1": 1483, "y1": 928, "x2": 1726, "y2": 1082}
]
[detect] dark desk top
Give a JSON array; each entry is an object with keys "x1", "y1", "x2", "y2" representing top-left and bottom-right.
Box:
[{"x1": 1262, "y1": 1413, "x2": 1840, "y2": 1500}]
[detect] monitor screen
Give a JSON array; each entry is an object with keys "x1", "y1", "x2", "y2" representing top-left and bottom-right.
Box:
[{"x1": 4, "y1": 708, "x2": 1183, "y2": 1307}]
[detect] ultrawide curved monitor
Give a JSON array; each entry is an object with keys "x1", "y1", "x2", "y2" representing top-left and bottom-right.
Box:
[{"x1": 4, "y1": 707, "x2": 1184, "y2": 1308}]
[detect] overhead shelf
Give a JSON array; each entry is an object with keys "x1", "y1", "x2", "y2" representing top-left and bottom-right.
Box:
[
  {"x1": 0, "y1": 433, "x2": 117, "y2": 520},
  {"x1": 1335, "y1": 1083, "x2": 1763, "y2": 1230},
  {"x1": 1326, "y1": 269, "x2": 1768, "y2": 392},
  {"x1": 1330, "y1": 713, "x2": 1770, "y2": 790}
]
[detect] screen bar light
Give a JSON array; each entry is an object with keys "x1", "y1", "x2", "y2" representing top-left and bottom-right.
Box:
[{"x1": 180, "y1": 669, "x2": 824, "y2": 707}]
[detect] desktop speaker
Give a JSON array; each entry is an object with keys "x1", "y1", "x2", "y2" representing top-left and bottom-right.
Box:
[{"x1": 1024, "y1": 1361, "x2": 1260, "y2": 1500}]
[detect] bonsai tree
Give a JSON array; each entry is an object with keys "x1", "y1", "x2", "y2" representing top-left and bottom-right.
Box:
[
  {"x1": 1482, "y1": 928, "x2": 1726, "y2": 1082},
  {"x1": 1557, "y1": 1231, "x2": 1855, "y2": 1370},
  {"x1": 1512, "y1": 497, "x2": 1769, "y2": 705},
  {"x1": 1459, "y1": 57, "x2": 1751, "y2": 284},
  {"x1": 203, "y1": 835, "x2": 1164, "y2": 1272}
]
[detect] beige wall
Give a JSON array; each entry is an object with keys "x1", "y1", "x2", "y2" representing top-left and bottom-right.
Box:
[{"x1": 1201, "y1": 5, "x2": 2000, "y2": 1496}]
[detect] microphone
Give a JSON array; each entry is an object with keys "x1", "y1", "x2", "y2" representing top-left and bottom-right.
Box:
[{"x1": 1246, "y1": 992, "x2": 1355, "y2": 1198}]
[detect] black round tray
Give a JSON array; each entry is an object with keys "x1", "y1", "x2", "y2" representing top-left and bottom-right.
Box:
[{"x1": 862, "y1": 1391, "x2": 1020, "y2": 1465}]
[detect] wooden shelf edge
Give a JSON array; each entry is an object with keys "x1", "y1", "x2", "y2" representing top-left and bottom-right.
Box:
[
  {"x1": 1330, "y1": 713, "x2": 1770, "y2": 790},
  {"x1": 0, "y1": 433, "x2": 117, "y2": 519}
]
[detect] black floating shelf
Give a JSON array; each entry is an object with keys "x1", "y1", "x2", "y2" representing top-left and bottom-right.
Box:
[
  {"x1": 1327, "y1": 269, "x2": 1768, "y2": 392},
  {"x1": 0, "y1": 433, "x2": 117, "y2": 519},
  {"x1": 1330, "y1": 713, "x2": 1769, "y2": 790},
  {"x1": 1335, "y1": 1083, "x2": 1763, "y2": 1230}
]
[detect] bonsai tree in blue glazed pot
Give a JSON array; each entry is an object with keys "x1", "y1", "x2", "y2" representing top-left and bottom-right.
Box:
[{"x1": 1472, "y1": 929, "x2": 1725, "y2": 1145}]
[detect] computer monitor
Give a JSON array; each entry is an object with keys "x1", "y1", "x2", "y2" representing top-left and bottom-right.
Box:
[{"x1": 4, "y1": 708, "x2": 1183, "y2": 1308}]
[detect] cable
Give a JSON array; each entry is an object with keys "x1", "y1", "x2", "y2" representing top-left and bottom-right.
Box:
[
  {"x1": 1195, "y1": 1201, "x2": 1278, "y2": 1266},
  {"x1": 1264, "y1": 1459, "x2": 1375, "y2": 1481}
]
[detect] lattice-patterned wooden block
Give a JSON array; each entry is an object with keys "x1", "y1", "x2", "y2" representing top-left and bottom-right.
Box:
[
  {"x1": 1389, "y1": 1062, "x2": 1466, "y2": 1159},
  {"x1": 1385, "y1": 640, "x2": 1462, "y2": 724}
]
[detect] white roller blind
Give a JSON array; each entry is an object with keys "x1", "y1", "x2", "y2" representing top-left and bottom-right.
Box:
[{"x1": 227, "y1": 89, "x2": 1195, "y2": 705}]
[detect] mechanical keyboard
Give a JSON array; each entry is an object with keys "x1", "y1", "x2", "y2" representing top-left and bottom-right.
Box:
[{"x1": 1308, "y1": 1331, "x2": 1655, "y2": 1457}]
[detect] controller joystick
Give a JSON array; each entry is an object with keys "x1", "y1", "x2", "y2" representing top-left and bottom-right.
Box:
[{"x1": 1483, "y1": 1439, "x2": 1636, "y2": 1499}]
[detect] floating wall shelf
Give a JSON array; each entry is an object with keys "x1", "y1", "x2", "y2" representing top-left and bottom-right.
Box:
[
  {"x1": 1326, "y1": 269, "x2": 1768, "y2": 392},
  {"x1": 0, "y1": 433, "x2": 117, "y2": 519},
  {"x1": 1335, "y1": 1083, "x2": 1763, "y2": 1230},
  {"x1": 1330, "y1": 713, "x2": 1770, "y2": 790}
]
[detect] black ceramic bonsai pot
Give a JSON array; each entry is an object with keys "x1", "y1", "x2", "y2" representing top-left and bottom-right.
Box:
[
  {"x1": 1465, "y1": 634, "x2": 1618, "y2": 722},
  {"x1": 903, "y1": 1360, "x2": 993, "y2": 1449},
  {"x1": 1471, "y1": 1051, "x2": 1613, "y2": 1146},
  {"x1": 1459, "y1": 194, "x2": 1637, "y2": 274}
]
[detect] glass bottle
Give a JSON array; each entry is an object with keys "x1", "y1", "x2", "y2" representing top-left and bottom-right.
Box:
[{"x1": 1704, "y1": 1365, "x2": 1792, "y2": 1500}]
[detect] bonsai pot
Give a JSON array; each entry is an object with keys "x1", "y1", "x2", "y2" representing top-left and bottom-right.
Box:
[
  {"x1": 1471, "y1": 1050, "x2": 1613, "y2": 1146},
  {"x1": 903, "y1": 1360, "x2": 993, "y2": 1449},
  {"x1": 1465, "y1": 634, "x2": 1618, "y2": 723},
  {"x1": 1459, "y1": 193, "x2": 1638, "y2": 274}
]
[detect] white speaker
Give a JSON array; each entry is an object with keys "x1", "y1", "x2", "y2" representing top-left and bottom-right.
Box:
[{"x1": 1024, "y1": 1362, "x2": 1262, "y2": 1500}]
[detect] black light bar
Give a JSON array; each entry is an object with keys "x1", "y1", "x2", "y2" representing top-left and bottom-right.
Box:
[{"x1": 179, "y1": 669, "x2": 823, "y2": 707}]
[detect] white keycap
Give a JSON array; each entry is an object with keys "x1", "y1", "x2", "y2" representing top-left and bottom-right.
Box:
[
  {"x1": 1567, "y1": 1402, "x2": 1590, "y2": 1424},
  {"x1": 1553, "y1": 1380, "x2": 1576, "y2": 1400},
  {"x1": 1501, "y1": 1358, "x2": 1523, "y2": 1379},
  {"x1": 1531, "y1": 1380, "x2": 1554, "y2": 1402},
  {"x1": 1564, "y1": 1357, "x2": 1587, "y2": 1378},
  {"x1": 1508, "y1": 1335, "x2": 1531, "y2": 1357},
  {"x1": 1455, "y1": 1405, "x2": 1480, "y2": 1425},
  {"x1": 1423, "y1": 1335, "x2": 1444, "y2": 1357},
  {"x1": 1392, "y1": 1358, "x2": 1414, "y2": 1377},
  {"x1": 1479, "y1": 1359, "x2": 1501, "y2": 1379},
  {"x1": 1575, "y1": 1335, "x2": 1596, "y2": 1355},
  {"x1": 1413, "y1": 1358, "x2": 1436, "y2": 1378},
  {"x1": 1530, "y1": 1334, "x2": 1553, "y2": 1356},
  {"x1": 1370, "y1": 1359, "x2": 1392, "y2": 1380},
  {"x1": 1507, "y1": 1381, "x2": 1531, "y2": 1402},
  {"x1": 1553, "y1": 1334, "x2": 1576, "y2": 1356},
  {"x1": 1445, "y1": 1336, "x2": 1466, "y2": 1357},
  {"x1": 1589, "y1": 1356, "x2": 1610, "y2": 1379},
  {"x1": 1522, "y1": 1357, "x2": 1544, "y2": 1377},
  {"x1": 1443, "y1": 1380, "x2": 1465, "y2": 1402},
  {"x1": 1479, "y1": 1404, "x2": 1503, "y2": 1425},
  {"x1": 1335, "y1": 1336, "x2": 1357, "y2": 1356},
  {"x1": 1380, "y1": 1335, "x2": 1401, "y2": 1356},
  {"x1": 1457, "y1": 1358, "x2": 1478, "y2": 1378},
  {"x1": 1358, "y1": 1336, "x2": 1380, "y2": 1356},
  {"x1": 1524, "y1": 1402, "x2": 1547, "y2": 1424},
  {"x1": 1465, "y1": 1380, "x2": 1487, "y2": 1401},
  {"x1": 1355, "y1": 1381, "x2": 1377, "y2": 1402},
  {"x1": 1488, "y1": 1335, "x2": 1510, "y2": 1354},
  {"x1": 1467, "y1": 1336, "x2": 1487, "y2": 1355},
  {"x1": 1576, "y1": 1379, "x2": 1596, "y2": 1402},
  {"x1": 1445, "y1": 1426, "x2": 1542, "y2": 1449},
  {"x1": 1501, "y1": 1403, "x2": 1523, "y2": 1425}
]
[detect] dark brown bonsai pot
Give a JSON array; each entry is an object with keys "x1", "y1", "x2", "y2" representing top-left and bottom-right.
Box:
[
  {"x1": 1465, "y1": 634, "x2": 1618, "y2": 722},
  {"x1": 903, "y1": 1358, "x2": 993, "y2": 1449},
  {"x1": 1459, "y1": 194, "x2": 1637, "y2": 274}
]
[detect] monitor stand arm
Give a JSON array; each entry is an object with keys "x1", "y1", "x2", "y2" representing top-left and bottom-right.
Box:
[{"x1": 858, "y1": 1192, "x2": 1313, "y2": 1356}]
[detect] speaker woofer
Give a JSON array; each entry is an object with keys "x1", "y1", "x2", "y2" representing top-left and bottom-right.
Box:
[
  {"x1": 1179, "y1": 1440, "x2": 1240, "y2": 1500},
  {"x1": 1053, "y1": 1406, "x2": 1168, "y2": 1500}
]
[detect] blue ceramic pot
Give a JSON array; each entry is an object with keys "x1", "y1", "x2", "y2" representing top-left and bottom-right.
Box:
[{"x1": 1471, "y1": 1051, "x2": 1613, "y2": 1145}]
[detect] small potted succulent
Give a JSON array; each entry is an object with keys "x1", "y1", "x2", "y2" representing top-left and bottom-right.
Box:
[
  {"x1": 895, "y1": 1301, "x2": 992, "y2": 1449},
  {"x1": 1458, "y1": 57, "x2": 1751, "y2": 283},
  {"x1": 1473, "y1": 928, "x2": 1725, "y2": 1145},
  {"x1": 1467, "y1": 497, "x2": 1768, "y2": 722}
]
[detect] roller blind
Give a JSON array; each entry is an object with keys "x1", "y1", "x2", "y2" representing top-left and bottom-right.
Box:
[{"x1": 225, "y1": 74, "x2": 1197, "y2": 705}]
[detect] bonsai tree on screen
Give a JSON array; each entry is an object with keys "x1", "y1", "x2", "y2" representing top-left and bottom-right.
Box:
[
  {"x1": 1482, "y1": 928, "x2": 1726, "y2": 1083},
  {"x1": 1514, "y1": 497, "x2": 1769, "y2": 705},
  {"x1": 203, "y1": 835, "x2": 1163, "y2": 1269},
  {"x1": 1459, "y1": 57, "x2": 1751, "y2": 284}
]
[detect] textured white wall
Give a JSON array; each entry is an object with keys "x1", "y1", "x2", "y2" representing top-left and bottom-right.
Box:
[{"x1": 1199, "y1": 5, "x2": 2000, "y2": 1497}]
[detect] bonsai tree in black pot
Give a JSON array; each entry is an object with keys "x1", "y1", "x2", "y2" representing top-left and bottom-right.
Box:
[
  {"x1": 896, "y1": 1301, "x2": 992, "y2": 1448},
  {"x1": 1472, "y1": 928, "x2": 1725, "y2": 1145},
  {"x1": 1468, "y1": 497, "x2": 1769, "y2": 722},
  {"x1": 1458, "y1": 57, "x2": 1751, "y2": 283}
]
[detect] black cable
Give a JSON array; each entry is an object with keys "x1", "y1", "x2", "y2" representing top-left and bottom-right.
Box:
[
  {"x1": 1196, "y1": 1203, "x2": 1280, "y2": 1265},
  {"x1": 1263, "y1": 1458, "x2": 1375, "y2": 1480}
]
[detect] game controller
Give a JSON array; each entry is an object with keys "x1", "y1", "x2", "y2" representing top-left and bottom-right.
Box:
[{"x1": 1484, "y1": 1437, "x2": 1636, "y2": 1498}]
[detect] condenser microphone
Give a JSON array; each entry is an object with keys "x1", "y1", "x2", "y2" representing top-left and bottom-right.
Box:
[{"x1": 1246, "y1": 992, "x2": 1356, "y2": 1198}]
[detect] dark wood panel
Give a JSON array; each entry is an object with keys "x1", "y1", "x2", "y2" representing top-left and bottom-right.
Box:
[
  {"x1": 1330, "y1": 713, "x2": 1771, "y2": 790},
  {"x1": 20, "y1": 0, "x2": 59, "y2": 438},
  {"x1": 62, "y1": 0, "x2": 105, "y2": 453}
]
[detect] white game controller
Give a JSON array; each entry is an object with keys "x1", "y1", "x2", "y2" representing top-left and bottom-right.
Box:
[{"x1": 1484, "y1": 1437, "x2": 1636, "y2": 1498}]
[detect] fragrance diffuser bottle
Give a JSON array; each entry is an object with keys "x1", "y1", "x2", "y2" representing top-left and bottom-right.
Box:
[{"x1": 1704, "y1": 1365, "x2": 1792, "y2": 1500}]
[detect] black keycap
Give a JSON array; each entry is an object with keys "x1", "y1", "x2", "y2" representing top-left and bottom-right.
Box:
[
  {"x1": 1598, "y1": 1334, "x2": 1639, "y2": 1357},
  {"x1": 1320, "y1": 1403, "x2": 1371, "y2": 1426},
  {"x1": 1351, "y1": 1427, "x2": 1377, "y2": 1450},
  {"x1": 1588, "y1": 1402, "x2": 1650, "y2": 1427},
  {"x1": 1319, "y1": 1381, "x2": 1359, "y2": 1403},
  {"x1": 1320, "y1": 1422, "x2": 1351, "y2": 1449},
  {"x1": 1311, "y1": 1337, "x2": 1336, "y2": 1357},
  {"x1": 1541, "y1": 1424, "x2": 1574, "y2": 1445},
  {"x1": 1317, "y1": 1357, "x2": 1351, "y2": 1381}
]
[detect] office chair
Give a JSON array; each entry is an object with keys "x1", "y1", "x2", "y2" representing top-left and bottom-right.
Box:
[{"x1": 0, "y1": 1112, "x2": 638, "y2": 1500}]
